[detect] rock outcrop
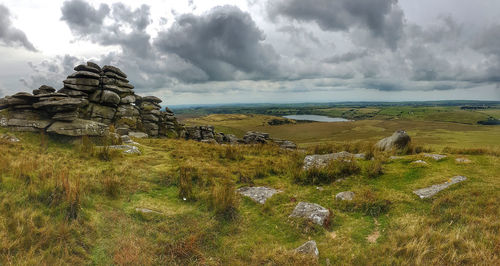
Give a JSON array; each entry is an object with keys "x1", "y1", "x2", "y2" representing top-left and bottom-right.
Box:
[
  {"x1": 375, "y1": 130, "x2": 411, "y2": 151},
  {"x1": 0, "y1": 62, "x2": 182, "y2": 137},
  {"x1": 303, "y1": 151, "x2": 364, "y2": 170},
  {"x1": 294, "y1": 240, "x2": 319, "y2": 258}
]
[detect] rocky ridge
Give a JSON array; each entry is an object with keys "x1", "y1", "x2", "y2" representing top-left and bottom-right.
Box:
[{"x1": 0, "y1": 62, "x2": 182, "y2": 138}]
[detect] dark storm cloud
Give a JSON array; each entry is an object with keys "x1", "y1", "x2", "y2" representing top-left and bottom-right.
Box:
[
  {"x1": 268, "y1": 0, "x2": 405, "y2": 49},
  {"x1": 0, "y1": 4, "x2": 37, "y2": 51},
  {"x1": 60, "y1": 0, "x2": 110, "y2": 35},
  {"x1": 154, "y1": 5, "x2": 280, "y2": 81},
  {"x1": 61, "y1": 0, "x2": 153, "y2": 58},
  {"x1": 21, "y1": 55, "x2": 81, "y2": 89}
]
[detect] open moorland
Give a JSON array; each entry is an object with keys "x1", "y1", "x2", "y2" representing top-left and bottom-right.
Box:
[{"x1": 1, "y1": 102, "x2": 499, "y2": 265}]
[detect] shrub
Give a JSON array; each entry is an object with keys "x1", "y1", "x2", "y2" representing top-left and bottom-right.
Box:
[
  {"x1": 364, "y1": 160, "x2": 384, "y2": 178},
  {"x1": 209, "y1": 178, "x2": 239, "y2": 220}
]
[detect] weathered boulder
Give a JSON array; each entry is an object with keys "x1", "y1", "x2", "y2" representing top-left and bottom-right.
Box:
[
  {"x1": 303, "y1": 151, "x2": 361, "y2": 170},
  {"x1": 289, "y1": 202, "x2": 330, "y2": 226},
  {"x1": 63, "y1": 83, "x2": 98, "y2": 93},
  {"x1": 455, "y1": 158, "x2": 471, "y2": 164},
  {"x1": 90, "y1": 90, "x2": 120, "y2": 107},
  {"x1": 107, "y1": 145, "x2": 141, "y2": 155},
  {"x1": 375, "y1": 130, "x2": 411, "y2": 151},
  {"x1": 52, "y1": 111, "x2": 78, "y2": 121},
  {"x1": 63, "y1": 78, "x2": 100, "y2": 87},
  {"x1": 413, "y1": 176, "x2": 467, "y2": 199},
  {"x1": 120, "y1": 95, "x2": 136, "y2": 104},
  {"x1": 67, "y1": 71, "x2": 101, "y2": 79},
  {"x1": 86, "y1": 61, "x2": 101, "y2": 71},
  {"x1": 46, "y1": 119, "x2": 108, "y2": 136},
  {"x1": 74, "y1": 64, "x2": 100, "y2": 74},
  {"x1": 33, "y1": 97, "x2": 82, "y2": 113},
  {"x1": 335, "y1": 191, "x2": 355, "y2": 201},
  {"x1": 7, "y1": 118, "x2": 52, "y2": 131},
  {"x1": 89, "y1": 104, "x2": 116, "y2": 122},
  {"x1": 33, "y1": 85, "x2": 56, "y2": 95},
  {"x1": 243, "y1": 131, "x2": 270, "y2": 144},
  {"x1": 0, "y1": 133, "x2": 20, "y2": 142},
  {"x1": 273, "y1": 139, "x2": 297, "y2": 149},
  {"x1": 294, "y1": 240, "x2": 319, "y2": 259},
  {"x1": 237, "y1": 187, "x2": 281, "y2": 204},
  {"x1": 104, "y1": 72, "x2": 129, "y2": 82},
  {"x1": 102, "y1": 65, "x2": 127, "y2": 78},
  {"x1": 142, "y1": 96, "x2": 162, "y2": 104}
]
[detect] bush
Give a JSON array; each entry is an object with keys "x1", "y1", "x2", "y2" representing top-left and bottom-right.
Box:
[
  {"x1": 364, "y1": 160, "x2": 384, "y2": 178},
  {"x1": 209, "y1": 178, "x2": 239, "y2": 220}
]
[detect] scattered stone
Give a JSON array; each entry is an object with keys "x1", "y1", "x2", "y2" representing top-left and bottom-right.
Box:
[
  {"x1": 237, "y1": 187, "x2": 281, "y2": 204},
  {"x1": 411, "y1": 160, "x2": 428, "y2": 165},
  {"x1": 294, "y1": 240, "x2": 319, "y2": 258},
  {"x1": 455, "y1": 158, "x2": 472, "y2": 163},
  {"x1": 120, "y1": 135, "x2": 136, "y2": 144},
  {"x1": 273, "y1": 139, "x2": 297, "y2": 149},
  {"x1": 423, "y1": 154, "x2": 447, "y2": 160},
  {"x1": 389, "y1": 155, "x2": 404, "y2": 160},
  {"x1": 413, "y1": 176, "x2": 467, "y2": 199},
  {"x1": 135, "y1": 208, "x2": 161, "y2": 214},
  {"x1": 303, "y1": 151, "x2": 359, "y2": 170},
  {"x1": 375, "y1": 130, "x2": 411, "y2": 151},
  {"x1": 316, "y1": 187, "x2": 324, "y2": 191},
  {"x1": 129, "y1": 132, "x2": 148, "y2": 138},
  {"x1": 107, "y1": 145, "x2": 141, "y2": 155},
  {"x1": 335, "y1": 191, "x2": 355, "y2": 201},
  {"x1": 0, "y1": 133, "x2": 20, "y2": 142},
  {"x1": 289, "y1": 202, "x2": 330, "y2": 226}
]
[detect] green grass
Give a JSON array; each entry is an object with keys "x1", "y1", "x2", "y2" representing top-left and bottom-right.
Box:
[{"x1": 0, "y1": 112, "x2": 499, "y2": 265}]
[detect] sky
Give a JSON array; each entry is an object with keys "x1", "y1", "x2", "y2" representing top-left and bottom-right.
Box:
[{"x1": 0, "y1": 0, "x2": 500, "y2": 105}]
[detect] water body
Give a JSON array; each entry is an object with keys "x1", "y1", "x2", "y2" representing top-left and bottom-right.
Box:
[{"x1": 283, "y1": 115, "x2": 351, "y2": 122}]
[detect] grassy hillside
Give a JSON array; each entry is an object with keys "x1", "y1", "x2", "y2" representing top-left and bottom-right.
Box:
[
  {"x1": 0, "y1": 126, "x2": 499, "y2": 265},
  {"x1": 182, "y1": 114, "x2": 500, "y2": 148}
]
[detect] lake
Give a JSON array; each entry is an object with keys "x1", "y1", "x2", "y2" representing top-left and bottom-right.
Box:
[{"x1": 283, "y1": 115, "x2": 351, "y2": 122}]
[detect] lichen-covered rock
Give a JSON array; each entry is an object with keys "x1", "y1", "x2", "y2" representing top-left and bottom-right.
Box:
[
  {"x1": 303, "y1": 151, "x2": 361, "y2": 170},
  {"x1": 243, "y1": 131, "x2": 270, "y2": 144},
  {"x1": 46, "y1": 119, "x2": 108, "y2": 136},
  {"x1": 237, "y1": 187, "x2": 281, "y2": 204},
  {"x1": 423, "y1": 154, "x2": 447, "y2": 160},
  {"x1": 375, "y1": 130, "x2": 411, "y2": 151},
  {"x1": 413, "y1": 176, "x2": 467, "y2": 199},
  {"x1": 294, "y1": 240, "x2": 319, "y2": 259},
  {"x1": 335, "y1": 191, "x2": 355, "y2": 201},
  {"x1": 289, "y1": 202, "x2": 330, "y2": 226},
  {"x1": 107, "y1": 145, "x2": 141, "y2": 155}
]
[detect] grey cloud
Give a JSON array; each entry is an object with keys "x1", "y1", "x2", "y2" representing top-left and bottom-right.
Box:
[
  {"x1": 60, "y1": 0, "x2": 110, "y2": 35},
  {"x1": 268, "y1": 0, "x2": 405, "y2": 49},
  {"x1": 61, "y1": 0, "x2": 153, "y2": 58},
  {"x1": 154, "y1": 5, "x2": 280, "y2": 82},
  {"x1": 22, "y1": 55, "x2": 81, "y2": 89},
  {"x1": 323, "y1": 50, "x2": 369, "y2": 64},
  {"x1": 0, "y1": 4, "x2": 37, "y2": 51}
]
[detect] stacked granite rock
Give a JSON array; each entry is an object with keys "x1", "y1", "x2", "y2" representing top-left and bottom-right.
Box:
[{"x1": 0, "y1": 62, "x2": 182, "y2": 137}]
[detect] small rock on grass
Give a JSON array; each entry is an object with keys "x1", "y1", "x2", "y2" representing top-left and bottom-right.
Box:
[
  {"x1": 423, "y1": 153, "x2": 447, "y2": 160},
  {"x1": 0, "y1": 133, "x2": 20, "y2": 142},
  {"x1": 411, "y1": 160, "x2": 428, "y2": 165},
  {"x1": 455, "y1": 158, "x2": 471, "y2": 163},
  {"x1": 289, "y1": 202, "x2": 330, "y2": 226},
  {"x1": 237, "y1": 186, "x2": 281, "y2": 204},
  {"x1": 294, "y1": 240, "x2": 319, "y2": 259},
  {"x1": 413, "y1": 176, "x2": 467, "y2": 199},
  {"x1": 107, "y1": 145, "x2": 141, "y2": 155},
  {"x1": 335, "y1": 191, "x2": 354, "y2": 201}
]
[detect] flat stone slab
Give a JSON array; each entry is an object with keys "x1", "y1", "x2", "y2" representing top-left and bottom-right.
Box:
[
  {"x1": 413, "y1": 176, "x2": 467, "y2": 199},
  {"x1": 335, "y1": 191, "x2": 355, "y2": 201},
  {"x1": 289, "y1": 202, "x2": 330, "y2": 225},
  {"x1": 294, "y1": 240, "x2": 319, "y2": 258},
  {"x1": 303, "y1": 151, "x2": 364, "y2": 170},
  {"x1": 0, "y1": 133, "x2": 20, "y2": 142},
  {"x1": 411, "y1": 160, "x2": 428, "y2": 165},
  {"x1": 237, "y1": 186, "x2": 281, "y2": 204},
  {"x1": 107, "y1": 145, "x2": 141, "y2": 155},
  {"x1": 423, "y1": 154, "x2": 447, "y2": 160},
  {"x1": 135, "y1": 208, "x2": 161, "y2": 214},
  {"x1": 455, "y1": 158, "x2": 472, "y2": 163}
]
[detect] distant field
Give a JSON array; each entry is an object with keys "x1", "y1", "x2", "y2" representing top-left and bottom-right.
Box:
[{"x1": 182, "y1": 114, "x2": 500, "y2": 149}]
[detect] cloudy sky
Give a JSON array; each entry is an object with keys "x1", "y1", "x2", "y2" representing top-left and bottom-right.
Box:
[{"x1": 0, "y1": 0, "x2": 499, "y2": 105}]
